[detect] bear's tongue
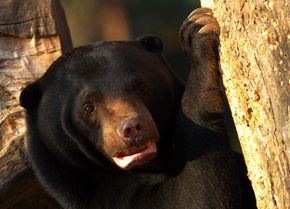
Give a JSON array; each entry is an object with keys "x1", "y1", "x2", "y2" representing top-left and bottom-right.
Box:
[{"x1": 112, "y1": 141, "x2": 157, "y2": 170}]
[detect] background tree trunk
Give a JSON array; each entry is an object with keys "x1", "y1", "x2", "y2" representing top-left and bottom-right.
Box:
[
  {"x1": 0, "y1": 0, "x2": 72, "y2": 208},
  {"x1": 60, "y1": 0, "x2": 130, "y2": 47},
  {"x1": 201, "y1": 1, "x2": 289, "y2": 209},
  {"x1": 99, "y1": 0, "x2": 130, "y2": 40}
]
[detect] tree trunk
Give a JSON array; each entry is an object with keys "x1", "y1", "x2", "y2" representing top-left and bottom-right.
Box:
[
  {"x1": 99, "y1": 0, "x2": 130, "y2": 40},
  {"x1": 61, "y1": 0, "x2": 130, "y2": 47},
  {"x1": 0, "y1": 0, "x2": 72, "y2": 208},
  {"x1": 200, "y1": 1, "x2": 289, "y2": 209}
]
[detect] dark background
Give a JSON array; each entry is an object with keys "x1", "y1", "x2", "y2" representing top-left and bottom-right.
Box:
[{"x1": 60, "y1": 0, "x2": 200, "y2": 82}]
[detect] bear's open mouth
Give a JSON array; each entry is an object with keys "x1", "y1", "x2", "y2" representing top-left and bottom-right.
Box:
[{"x1": 112, "y1": 141, "x2": 157, "y2": 170}]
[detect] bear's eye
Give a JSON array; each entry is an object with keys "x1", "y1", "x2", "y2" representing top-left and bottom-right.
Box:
[
  {"x1": 135, "y1": 80, "x2": 148, "y2": 95},
  {"x1": 83, "y1": 103, "x2": 95, "y2": 114}
]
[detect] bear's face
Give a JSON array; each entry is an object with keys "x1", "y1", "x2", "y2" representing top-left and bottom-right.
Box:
[{"x1": 20, "y1": 36, "x2": 182, "y2": 170}]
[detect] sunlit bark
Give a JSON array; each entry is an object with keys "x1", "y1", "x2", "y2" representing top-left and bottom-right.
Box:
[
  {"x1": 201, "y1": 1, "x2": 289, "y2": 209},
  {"x1": 0, "y1": 0, "x2": 71, "y2": 208}
]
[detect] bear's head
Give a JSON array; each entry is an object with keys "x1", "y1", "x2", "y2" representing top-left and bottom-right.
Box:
[{"x1": 20, "y1": 36, "x2": 183, "y2": 170}]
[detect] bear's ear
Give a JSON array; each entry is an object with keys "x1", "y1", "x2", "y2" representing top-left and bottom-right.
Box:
[
  {"x1": 137, "y1": 35, "x2": 163, "y2": 53},
  {"x1": 20, "y1": 82, "x2": 42, "y2": 111}
]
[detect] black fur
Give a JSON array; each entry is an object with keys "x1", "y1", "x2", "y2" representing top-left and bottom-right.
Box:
[{"x1": 20, "y1": 8, "x2": 255, "y2": 209}]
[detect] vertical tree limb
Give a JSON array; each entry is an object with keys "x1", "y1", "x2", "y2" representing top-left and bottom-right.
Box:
[
  {"x1": 200, "y1": 1, "x2": 289, "y2": 209},
  {"x1": 0, "y1": 0, "x2": 72, "y2": 208}
]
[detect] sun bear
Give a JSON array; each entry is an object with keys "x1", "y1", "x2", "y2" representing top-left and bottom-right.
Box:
[{"x1": 20, "y1": 8, "x2": 251, "y2": 209}]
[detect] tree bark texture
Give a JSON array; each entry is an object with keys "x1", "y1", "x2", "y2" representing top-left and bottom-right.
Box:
[
  {"x1": 201, "y1": 1, "x2": 289, "y2": 209},
  {"x1": 0, "y1": 0, "x2": 72, "y2": 208}
]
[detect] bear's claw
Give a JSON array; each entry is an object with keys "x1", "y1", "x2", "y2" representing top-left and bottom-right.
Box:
[{"x1": 179, "y1": 7, "x2": 220, "y2": 58}]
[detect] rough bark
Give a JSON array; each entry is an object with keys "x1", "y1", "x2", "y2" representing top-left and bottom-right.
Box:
[
  {"x1": 201, "y1": 1, "x2": 289, "y2": 209},
  {"x1": 0, "y1": 0, "x2": 72, "y2": 208}
]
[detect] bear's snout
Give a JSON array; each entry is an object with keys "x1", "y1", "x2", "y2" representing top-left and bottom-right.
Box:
[{"x1": 117, "y1": 116, "x2": 144, "y2": 143}]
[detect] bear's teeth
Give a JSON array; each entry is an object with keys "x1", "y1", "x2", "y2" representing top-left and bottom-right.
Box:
[
  {"x1": 117, "y1": 145, "x2": 147, "y2": 158},
  {"x1": 112, "y1": 141, "x2": 157, "y2": 170}
]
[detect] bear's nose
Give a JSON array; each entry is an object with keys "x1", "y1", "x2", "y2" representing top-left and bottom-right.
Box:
[{"x1": 117, "y1": 117, "x2": 144, "y2": 142}]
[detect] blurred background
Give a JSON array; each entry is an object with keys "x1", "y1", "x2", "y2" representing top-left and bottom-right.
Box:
[{"x1": 60, "y1": 0, "x2": 200, "y2": 82}]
